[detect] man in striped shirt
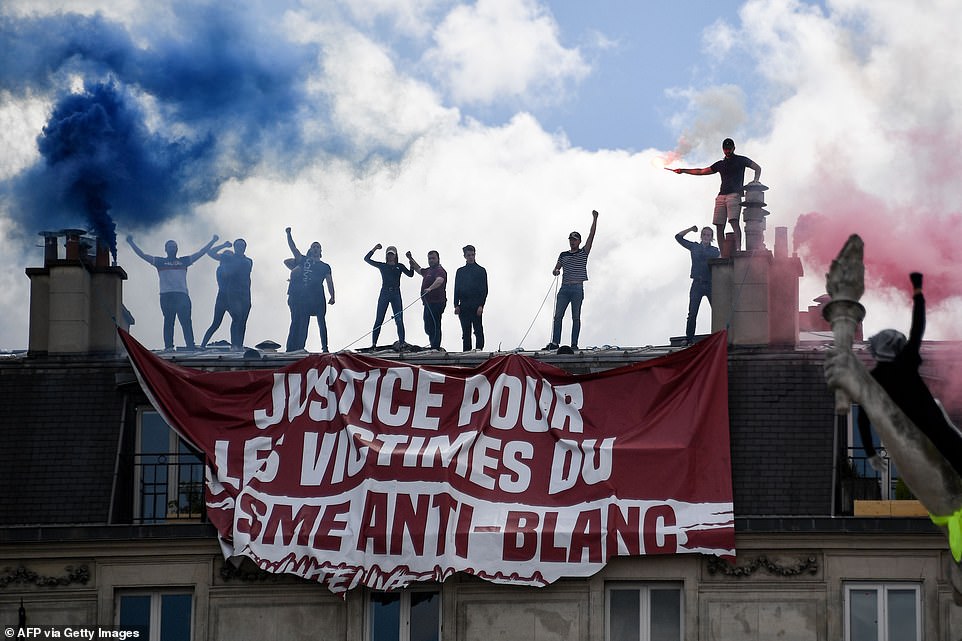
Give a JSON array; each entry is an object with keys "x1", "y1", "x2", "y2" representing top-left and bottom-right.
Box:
[{"x1": 546, "y1": 210, "x2": 599, "y2": 351}]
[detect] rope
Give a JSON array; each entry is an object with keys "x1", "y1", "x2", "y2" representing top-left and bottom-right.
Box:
[
  {"x1": 516, "y1": 274, "x2": 559, "y2": 349},
  {"x1": 338, "y1": 294, "x2": 423, "y2": 352}
]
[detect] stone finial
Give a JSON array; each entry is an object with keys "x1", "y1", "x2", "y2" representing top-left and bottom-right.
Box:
[{"x1": 823, "y1": 234, "x2": 866, "y2": 414}]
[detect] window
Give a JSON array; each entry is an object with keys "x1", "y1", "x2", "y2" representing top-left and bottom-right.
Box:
[
  {"x1": 606, "y1": 583, "x2": 683, "y2": 641},
  {"x1": 368, "y1": 588, "x2": 441, "y2": 641},
  {"x1": 116, "y1": 590, "x2": 193, "y2": 641},
  {"x1": 135, "y1": 409, "x2": 205, "y2": 523},
  {"x1": 844, "y1": 583, "x2": 920, "y2": 641}
]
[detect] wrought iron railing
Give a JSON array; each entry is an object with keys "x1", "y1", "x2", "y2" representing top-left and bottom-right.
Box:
[
  {"x1": 132, "y1": 452, "x2": 207, "y2": 523},
  {"x1": 840, "y1": 450, "x2": 908, "y2": 511}
]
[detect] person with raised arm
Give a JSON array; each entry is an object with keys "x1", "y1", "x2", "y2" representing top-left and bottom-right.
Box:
[
  {"x1": 546, "y1": 210, "x2": 598, "y2": 351},
  {"x1": 285, "y1": 228, "x2": 334, "y2": 352},
  {"x1": 672, "y1": 138, "x2": 761, "y2": 252},
  {"x1": 675, "y1": 225, "x2": 720, "y2": 346},
  {"x1": 126, "y1": 234, "x2": 218, "y2": 351},
  {"x1": 407, "y1": 249, "x2": 447, "y2": 351},
  {"x1": 365, "y1": 243, "x2": 414, "y2": 349}
]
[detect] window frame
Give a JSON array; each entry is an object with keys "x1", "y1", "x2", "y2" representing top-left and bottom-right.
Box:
[
  {"x1": 114, "y1": 588, "x2": 194, "y2": 641},
  {"x1": 843, "y1": 582, "x2": 921, "y2": 641},
  {"x1": 604, "y1": 581, "x2": 684, "y2": 641},
  {"x1": 134, "y1": 407, "x2": 205, "y2": 523},
  {"x1": 365, "y1": 586, "x2": 442, "y2": 641},
  {"x1": 847, "y1": 404, "x2": 898, "y2": 500}
]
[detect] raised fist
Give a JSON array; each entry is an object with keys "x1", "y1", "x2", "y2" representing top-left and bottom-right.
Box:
[{"x1": 910, "y1": 272, "x2": 923, "y2": 289}]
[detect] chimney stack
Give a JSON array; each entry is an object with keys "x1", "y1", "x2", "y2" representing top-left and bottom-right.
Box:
[
  {"x1": 710, "y1": 183, "x2": 804, "y2": 346},
  {"x1": 26, "y1": 229, "x2": 131, "y2": 356}
]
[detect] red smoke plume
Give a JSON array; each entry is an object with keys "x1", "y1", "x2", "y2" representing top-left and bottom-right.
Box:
[
  {"x1": 794, "y1": 176, "x2": 962, "y2": 418},
  {"x1": 793, "y1": 182, "x2": 962, "y2": 306}
]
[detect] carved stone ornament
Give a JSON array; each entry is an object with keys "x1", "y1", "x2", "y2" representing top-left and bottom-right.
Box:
[
  {"x1": 0, "y1": 565, "x2": 90, "y2": 588},
  {"x1": 706, "y1": 554, "x2": 818, "y2": 578}
]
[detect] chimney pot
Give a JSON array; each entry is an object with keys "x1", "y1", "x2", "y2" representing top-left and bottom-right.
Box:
[
  {"x1": 95, "y1": 241, "x2": 110, "y2": 268},
  {"x1": 774, "y1": 227, "x2": 789, "y2": 258},
  {"x1": 41, "y1": 232, "x2": 59, "y2": 265}
]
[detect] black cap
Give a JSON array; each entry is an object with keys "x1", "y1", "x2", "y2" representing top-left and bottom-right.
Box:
[{"x1": 722, "y1": 138, "x2": 735, "y2": 149}]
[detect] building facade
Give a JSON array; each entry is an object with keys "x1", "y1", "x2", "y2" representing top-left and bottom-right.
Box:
[{"x1": 2, "y1": 232, "x2": 960, "y2": 640}]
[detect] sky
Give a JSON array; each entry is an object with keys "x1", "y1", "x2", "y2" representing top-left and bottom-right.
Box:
[{"x1": 1, "y1": 0, "x2": 960, "y2": 353}]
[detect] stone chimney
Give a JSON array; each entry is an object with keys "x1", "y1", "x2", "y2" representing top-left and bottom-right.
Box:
[
  {"x1": 710, "y1": 182, "x2": 804, "y2": 346},
  {"x1": 25, "y1": 229, "x2": 132, "y2": 355}
]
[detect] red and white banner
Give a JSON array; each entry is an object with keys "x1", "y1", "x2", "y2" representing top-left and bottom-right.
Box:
[{"x1": 121, "y1": 329, "x2": 734, "y2": 593}]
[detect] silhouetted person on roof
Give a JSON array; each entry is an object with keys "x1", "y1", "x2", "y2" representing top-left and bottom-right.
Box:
[
  {"x1": 672, "y1": 138, "x2": 761, "y2": 251},
  {"x1": 285, "y1": 228, "x2": 335, "y2": 352},
  {"x1": 201, "y1": 238, "x2": 253, "y2": 349},
  {"x1": 675, "y1": 225, "x2": 720, "y2": 346},
  {"x1": 546, "y1": 210, "x2": 598, "y2": 351},
  {"x1": 408, "y1": 249, "x2": 447, "y2": 350},
  {"x1": 200, "y1": 242, "x2": 232, "y2": 348},
  {"x1": 127, "y1": 234, "x2": 218, "y2": 351},
  {"x1": 454, "y1": 244, "x2": 488, "y2": 351},
  {"x1": 365, "y1": 243, "x2": 414, "y2": 349}
]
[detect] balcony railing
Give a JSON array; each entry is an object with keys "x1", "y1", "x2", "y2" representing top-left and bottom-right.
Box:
[
  {"x1": 839, "y1": 450, "x2": 914, "y2": 515},
  {"x1": 132, "y1": 452, "x2": 207, "y2": 524}
]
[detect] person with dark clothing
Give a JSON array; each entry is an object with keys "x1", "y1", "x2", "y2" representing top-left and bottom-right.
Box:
[
  {"x1": 672, "y1": 138, "x2": 761, "y2": 251},
  {"x1": 858, "y1": 272, "x2": 962, "y2": 477},
  {"x1": 202, "y1": 238, "x2": 253, "y2": 349},
  {"x1": 407, "y1": 250, "x2": 447, "y2": 350},
  {"x1": 675, "y1": 225, "x2": 720, "y2": 345},
  {"x1": 200, "y1": 242, "x2": 233, "y2": 348},
  {"x1": 126, "y1": 234, "x2": 218, "y2": 351},
  {"x1": 225, "y1": 238, "x2": 253, "y2": 348},
  {"x1": 546, "y1": 210, "x2": 598, "y2": 351},
  {"x1": 453, "y1": 244, "x2": 488, "y2": 351},
  {"x1": 285, "y1": 228, "x2": 335, "y2": 352},
  {"x1": 285, "y1": 258, "x2": 303, "y2": 348},
  {"x1": 365, "y1": 243, "x2": 414, "y2": 348}
]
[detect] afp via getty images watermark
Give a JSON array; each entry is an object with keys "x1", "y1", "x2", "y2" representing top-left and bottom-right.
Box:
[{"x1": 5, "y1": 627, "x2": 141, "y2": 639}]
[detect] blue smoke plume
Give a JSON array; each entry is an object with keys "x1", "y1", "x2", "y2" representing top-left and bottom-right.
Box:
[{"x1": 0, "y1": 6, "x2": 323, "y2": 256}]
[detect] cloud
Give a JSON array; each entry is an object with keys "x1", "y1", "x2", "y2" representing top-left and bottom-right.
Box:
[
  {"x1": 425, "y1": 0, "x2": 589, "y2": 105},
  {"x1": 662, "y1": 84, "x2": 747, "y2": 164},
  {"x1": 725, "y1": 0, "x2": 962, "y2": 338},
  {"x1": 341, "y1": 0, "x2": 450, "y2": 38},
  {"x1": 307, "y1": 27, "x2": 459, "y2": 153},
  {"x1": 4, "y1": 0, "x2": 962, "y2": 354}
]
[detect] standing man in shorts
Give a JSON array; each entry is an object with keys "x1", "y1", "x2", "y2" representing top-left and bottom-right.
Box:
[{"x1": 672, "y1": 138, "x2": 761, "y2": 252}]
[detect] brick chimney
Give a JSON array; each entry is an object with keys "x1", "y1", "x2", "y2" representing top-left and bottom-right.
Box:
[
  {"x1": 709, "y1": 183, "x2": 804, "y2": 346},
  {"x1": 25, "y1": 229, "x2": 132, "y2": 355}
]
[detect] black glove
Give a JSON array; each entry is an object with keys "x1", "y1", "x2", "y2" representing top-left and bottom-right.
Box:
[{"x1": 910, "y1": 272, "x2": 923, "y2": 289}]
